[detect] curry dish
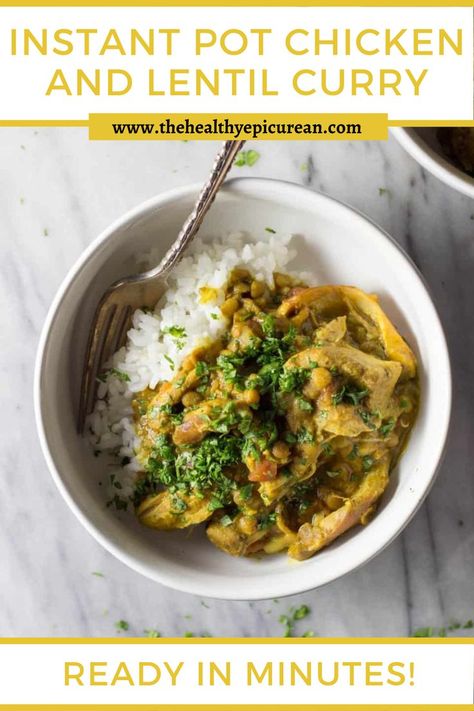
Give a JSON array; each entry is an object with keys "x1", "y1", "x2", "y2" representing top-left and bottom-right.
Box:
[
  {"x1": 438, "y1": 127, "x2": 474, "y2": 177},
  {"x1": 132, "y1": 270, "x2": 419, "y2": 560}
]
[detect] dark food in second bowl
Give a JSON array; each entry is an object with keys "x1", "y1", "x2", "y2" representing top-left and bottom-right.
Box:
[{"x1": 438, "y1": 127, "x2": 474, "y2": 177}]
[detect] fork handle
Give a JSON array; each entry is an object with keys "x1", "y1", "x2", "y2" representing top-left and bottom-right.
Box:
[{"x1": 156, "y1": 139, "x2": 246, "y2": 276}]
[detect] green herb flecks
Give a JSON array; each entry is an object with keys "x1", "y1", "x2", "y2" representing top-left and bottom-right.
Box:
[
  {"x1": 293, "y1": 604, "x2": 310, "y2": 620},
  {"x1": 380, "y1": 418, "x2": 396, "y2": 437},
  {"x1": 115, "y1": 620, "x2": 129, "y2": 633},
  {"x1": 332, "y1": 384, "x2": 369, "y2": 407},
  {"x1": 97, "y1": 368, "x2": 131, "y2": 384},
  {"x1": 279, "y1": 366, "x2": 312, "y2": 395},
  {"x1": 144, "y1": 628, "x2": 161, "y2": 638},
  {"x1": 235, "y1": 149, "x2": 260, "y2": 167}
]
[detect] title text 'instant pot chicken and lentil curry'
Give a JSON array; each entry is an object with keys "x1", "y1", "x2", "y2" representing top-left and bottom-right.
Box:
[{"x1": 132, "y1": 270, "x2": 419, "y2": 561}]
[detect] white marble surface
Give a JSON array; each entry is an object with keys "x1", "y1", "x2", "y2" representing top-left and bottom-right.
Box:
[{"x1": 0, "y1": 132, "x2": 473, "y2": 638}]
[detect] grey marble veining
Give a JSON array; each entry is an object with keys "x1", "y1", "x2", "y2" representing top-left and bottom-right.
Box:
[{"x1": 0, "y1": 131, "x2": 473, "y2": 638}]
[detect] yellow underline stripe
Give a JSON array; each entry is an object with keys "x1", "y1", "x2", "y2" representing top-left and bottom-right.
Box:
[
  {"x1": 0, "y1": 636, "x2": 473, "y2": 643},
  {"x1": 0, "y1": 0, "x2": 472, "y2": 4},
  {"x1": 0, "y1": 705, "x2": 472, "y2": 711}
]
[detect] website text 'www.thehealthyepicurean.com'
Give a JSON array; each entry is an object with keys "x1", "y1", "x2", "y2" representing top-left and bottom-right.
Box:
[{"x1": 88, "y1": 113, "x2": 388, "y2": 140}]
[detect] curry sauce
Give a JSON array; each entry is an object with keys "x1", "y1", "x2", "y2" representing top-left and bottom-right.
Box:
[{"x1": 132, "y1": 269, "x2": 419, "y2": 560}]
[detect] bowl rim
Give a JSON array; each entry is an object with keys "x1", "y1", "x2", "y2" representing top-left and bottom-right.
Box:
[
  {"x1": 392, "y1": 127, "x2": 474, "y2": 199},
  {"x1": 34, "y1": 177, "x2": 452, "y2": 600}
]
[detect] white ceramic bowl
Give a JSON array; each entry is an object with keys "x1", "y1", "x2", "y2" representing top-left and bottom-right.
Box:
[
  {"x1": 393, "y1": 127, "x2": 474, "y2": 199},
  {"x1": 35, "y1": 178, "x2": 451, "y2": 600}
]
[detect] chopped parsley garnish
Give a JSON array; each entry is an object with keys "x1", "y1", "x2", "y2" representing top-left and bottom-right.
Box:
[
  {"x1": 195, "y1": 360, "x2": 210, "y2": 378},
  {"x1": 220, "y1": 514, "x2": 234, "y2": 527},
  {"x1": 279, "y1": 614, "x2": 293, "y2": 637},
  {"x1": 134, "y1": 432, "x2": 242, "y2": 507},
  {"x1": 265, "y1": 227, "x2": 276, "y2": 234},
  {"x1": 98, "y1": 368, "x2": 130, "y2": 383},
  {"x1": 217, "y1": 352, "x2": 246, "y2": 387},
  {"x1": 279, "y1": 366, "x2": 311, "y2": 394},
  {"x1": 321, "y1": 442, "x2": 334, "y2": 456},
  {"x1": 144, "y1": 628, "x2": 161, "y2": 638},
  {"x1": 347, "y1": 444, "x2": 359, "y2": 460},
  {"x1": 279, "y1": 604, "x2": 313, "y2": 637},
  {"x1": 332, "y1": 384, "x2": 368, "y2": 406},
  {"x1": 163, "y1": 325, "x2": 187, "y2": 339},
  {"x1": 257, "y1": 511, "x2": 277, "y2": 530},
  {"x1": 293, "y1": 604, "x2": 310, "y2": 620},
  {"x1": 380, "y1": 418, "x2": 396, "y2": 436},
  {"x1": 239, "y1": 483, "x2": 254, "y2": 501},
  {"x1": 158, "y1": 404, "x2": 184, "y2": 425},
  {"x1": 106, "y1": 494, "x2": 128, "y2": 511},
  {"x1": 171, "y1": 494, "x2": 187, "y2": 513},
  {"x1": 164, "y1": 354, "x2": 175, "y2": 370},
  {"x1": 296, "y1": 427, "x2": 314, "y2": 443},
  {"x1": 208, "y1": 496, "x2": 225, "y2": 512},
  {"x1": 362, "y1": 455, "x2": 374, "y2": 471},
  {"x1": 115, "y1": 620, "x2": 129, "y2": 632},
  {"x1": 235, "y1": 149, "x2": 260, "y2": 167},
  {"x1": 358, "y1": 408, "x2": 377, "y2": 430},
  {"x1": 297, "y1": 397, "x2": 313, "y2": 412},
  {"x1": 412, "y1": 619, "x2": 474, "y2": 637}
]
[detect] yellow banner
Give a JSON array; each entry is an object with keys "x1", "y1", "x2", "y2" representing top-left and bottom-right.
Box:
[{"x1": 89, "y1": 113, "x2": 389, "y2": 140}]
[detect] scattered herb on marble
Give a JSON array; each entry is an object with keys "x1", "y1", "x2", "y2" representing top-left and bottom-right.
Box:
[
  {"x1": 278, "y1": 604, "x2": 315, "y2": 637},
  {"x1": 91, "y1": 571, "x2": 104, "y2": 577},
  {"x1": 144, "y1": 629, "x2": 161, "y2": 638},
  {"x1": 115, "y1": 620, "x2": 129, "y2": 632},
  {"x1": 293, "y1": 604, "x2": 310, "y2": 620},
  {"x1": 412, "y1": 619, "x2": 474, "y2": 637},
  {"x1": 235, "y1": 149, "x2": 260, "y2": 167}
]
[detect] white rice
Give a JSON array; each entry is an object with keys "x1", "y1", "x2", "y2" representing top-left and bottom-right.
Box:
[{"x1": 87, "y1": 231, "x2": 312, "y2": 501}]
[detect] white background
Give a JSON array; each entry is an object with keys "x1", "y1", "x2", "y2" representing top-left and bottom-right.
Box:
[
  {"x1": 0, "y1": 642, "x2": 472, "y2": 704},
  {"x1": 0, "y1": 6, "x2": 472, "y2": 120}
]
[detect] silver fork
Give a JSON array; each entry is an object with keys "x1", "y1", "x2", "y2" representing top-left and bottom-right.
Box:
[{"x1": 78, "y1": 139, "x2": 246, "y2": 433}]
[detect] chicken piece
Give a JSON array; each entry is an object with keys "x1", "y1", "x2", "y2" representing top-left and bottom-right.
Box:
[
  {"x1": 173, "y1": 399, "x2": 251, "y2": 446},
  {"x1": 151, "y1": 342, "x2": 222, "y2": 411},
  {"x1": 288, "y1": 454, "x2": 390, "y2": 560},
  {"x1": 278, "y1": 286, "x2": 416, "y2": 379},
  {"x1": 206, "y1": 512, "x2": 270, "y2": 556},
  {"x1": 341, "y1": 286, "x2": 416, "y2": 379},
  {"x1": 137, "y1": 490, "x2": 213, "y2": 530},
  {"x1": 228, "y1": 321, "x2": 263, "y2": 351},
  {"x1": 258, "y1": 441, "x2": 320, "y2": 505},
  {"x1": 286, "y1": 344, "x2": 402, "y2": 416},
  {"x1": 315, "y1": 316, "x2": 347, "y2": 343}
]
